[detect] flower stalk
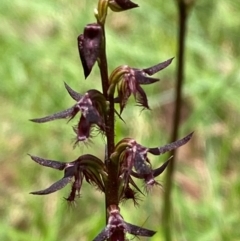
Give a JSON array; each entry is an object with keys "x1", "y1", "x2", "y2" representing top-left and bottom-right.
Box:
[{"x1": 29, "y1": 1, "x2": 193, "y2": 240}]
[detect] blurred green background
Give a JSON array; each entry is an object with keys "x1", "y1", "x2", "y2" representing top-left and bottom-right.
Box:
[{"x1": 1, "y1": 0, "x2": 240, "y2": 240}]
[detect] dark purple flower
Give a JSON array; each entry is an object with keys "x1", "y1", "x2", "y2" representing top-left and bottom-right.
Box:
[
  {"x1": 93, "y1": 205, "x2": 155, "y2": 241},
  {"x1": 77, "y1": 23, "x2": 102, "y2": 79},
  {"x1": 30, "y1": 83, "x2": 108, "y2": 144},
  {"x1": 29, "y1": 154, "x2": 106, "y2": 203},
  {"x1": 112, "y1": 132, "x2": 193, "y2": 199},
  {"x1": 109, "y1": 0, "x2": 139, "y2": 12},
  {"x1": 109, "y1": 58, "x2": 174, "y2": 113}
]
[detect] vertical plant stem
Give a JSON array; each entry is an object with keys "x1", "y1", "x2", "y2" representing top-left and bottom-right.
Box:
[
  {"x1": 99, "y1": 26, "x2": 109, "y2": 98},
  {"x1": 98, "y1": 20, "x2": 122, "y2": 240},
  {"x1": 98, "y1": 25, "x2": 115, "y2": 157},
  {"x1": 163, "y1": 1, "x2": 191, "y2": 240}
]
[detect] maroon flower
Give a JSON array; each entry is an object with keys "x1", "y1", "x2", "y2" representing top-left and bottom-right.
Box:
[
  {"x1": 93, "y1": 205, "x2": 155, "y2": 241},
  {"x1": 109, "y1": 0, "x2": 139, "y2": 12},
  {"x1": 109, "y1": 58, "x2": 174, "y2": 113},
  {"x1": 30, "y1": 83, "x2": 108, "y2": 144},
  {"x1": 78, "y1": 23, "x2": 102, "y2": 78},
  {"x1": 112, "y1": 132, "x2": 193, "y2": 201},
  {"x1": 29, "y1": 154, "x2": 106, "y2": 203}
]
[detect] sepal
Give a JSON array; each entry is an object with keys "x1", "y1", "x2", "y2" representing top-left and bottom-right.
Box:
[
  {"x1": 77, "y1": 23, "x2": 102, "y2": 79},
  {"x1": 30, "y1": 177, "x2": 72, "y2": 195},
  {"x1": 148, "y1": 132, "x2": 194, "y2": 155},
  {"x1": 109, "y1": 0, "x2": 139, "y2": 12}
]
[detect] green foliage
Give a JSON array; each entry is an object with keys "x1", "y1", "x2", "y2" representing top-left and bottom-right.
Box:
[{"x1": 1, "y1": 0, "x2": 240, "y2": 240}]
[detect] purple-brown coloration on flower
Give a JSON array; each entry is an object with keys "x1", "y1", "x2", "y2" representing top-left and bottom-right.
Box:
[
  {"x1": 148, "y1": 132, "x2": 193, "y2": 155},
  {"x1": 122, "y1": 186, "x2": 142, "y2": 206},
  {"x1": 77, "y1": 23, "x2": 102, "y2": 79},
  {"x1": 153, "y1": 157, "x2": 172, "y2": 177},
  {"x1": 110, "y1": 58, "x2": 174, "y2": 114},
  {"x1": 111, "y1": 132, "x2": 193, "y2": 200},
  {"x1": 30, "y1": 154, "x2": 106, "y2": 202},
  {"x1": 65, "y1": 171, "x2": 84, "y2": 203},
  {"x1": 28, "y1": 0, "x2": 193, "y2": 238},
  {"x1": 28, "y1": 154, "x2": 66, "y2": 170},
  {"x1": 73, "y1": 116, "x2": 92, "y2": 144},
  {"x1": 30, "y1": 106, "x2": 77, "y2": 123},
  {"x1": 142, "y1": 57, "x2": 174, "y2": 76},
  {"x1": 125, "y1": 221, "x2": 156, "y2": 237},
  {"x1": 64, "y1": 82, "x2": 82, "y2": 101},
  {"x1": 30, "y1": 84, "x2": 108, "y2": 144},
  {"x1": 117, "y1": 68, "x2": 150, "y2": 113},
  {"x1": 93, "y1": 205, "x2": 155, "y2": 241},
  {"x1": 109, "y1": 0, "x2": 139, "y2": 12},
  {"x1": 30, "y1": 177, "x2": 72, "y2": 195}
]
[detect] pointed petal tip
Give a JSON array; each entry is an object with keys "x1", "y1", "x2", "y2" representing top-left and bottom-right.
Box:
[
  {"x1": 29, "y1": 191, "x2": 43, "y2": 195},
  {"x1": 84, "y1": 71, "x2": 90, "y2": 79},
  {"x1": 30, "y1": 177, "x2": 71, "y2": 195},
  {"x1": 64, "y1": 82, "x2": 82, "y2": 101},
  {"x1": 126, "y1": 222, "x2": 156, "y2": 237},
  {"x1": 28, "y1": 153, "x2": 35, "y2": 160},
  {"x1": 187, "y1": 131, "x2": 194, "y2": 140},
  {"x1": 30, "y1": 191, "x2": 37, "y2": 195},
  {"x1": 143, "y1": 57, "x2": 175, "y2": 76},
  {"x1": 29, "y1": 118, "x2": 38, "y2": 123},
  {"x1": 153, "y1": 158, "x2": 172, "y2": 177}
]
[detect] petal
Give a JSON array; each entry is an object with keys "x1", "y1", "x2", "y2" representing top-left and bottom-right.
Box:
[
  {"x1": 148, "y1": 132, "x2": 193, "y2": 155},
  {"x1": 121, "y1": 185, "x2": 143, "y2": 206},
  {"x1": 110, "y1": 0, "x2": 139, "y2": 11},
  {"x1": 92, "y1": 226, "x2": 110, "y2": 241},
  {"x1": 133, "y1": 151, "x2": 151, "y2": 175},
  {"x1": 87, "y1": 89, "x2": 109, "y2": 116},
  {"x1": 143, "y1": 57, "x2": 174, "y2": 76},
  {"x1": 114, "y1": 109, "x2": 126, "y2": 123},
  {"x1": 77, "y1": 154, "x2": 106, "y2": 191},
  {"x1": 153, "y1": 157, "x2": 172, "y2": 177},
  {"x1": 77, "y1": 34, "x2": 88, "y2": 77},
  {"x1": 77, "y1": 154, "x2": 105, "y2": 171},
  {"x1": 30, "y1": 177, "x2": 72, "y2": 195},
  {"x1": 73, "y1": 116, "x2": 91, "y2": 143},
  {"x1": 28, "y1": 154, "x2": 66, "y2": 170},
  {"x1": 64, "y1": 165, "x2": 76, "y2": 178},
  {"x1": 30, "y1": 106, "x2": 77, "y2": 123},
  {"x1": 78, "y1": 23, "x2": 102, "y2": 79},
  {"x1": 135, "y1": 84, "x2": 150, "y2": 109},
  {"x1": 117, "y1": 80, "x2": 131, "y2": 113},
  {"x1": 125, "y1": 222, "x2": 156, "y2": 237},
  {"x1": 128, "y1": 176, "x2": 144, "y2": 196},
  {"x1": 134, "y1": 70, "x2": 159, "y2": 85},
  {"x1": 65, "y1": 172, "x2": 84, "y2": 202},
  {"x1": 84, "y1": 169, "x2": 105, "y2": 192},
  {"x1": 64, "y1": 82, "x2": 82, "y2": 101},
  {"x1": 84, "y1": 105, "x2": 103, "y2": 126}
]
